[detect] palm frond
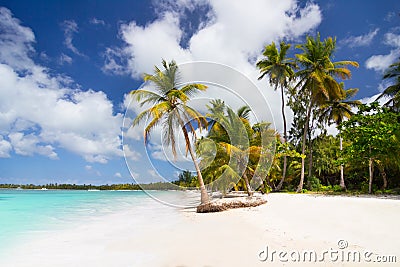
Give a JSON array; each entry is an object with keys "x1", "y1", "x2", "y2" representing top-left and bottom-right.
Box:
[{"x1": 130, "y1": 89, "x2": 165, "y2": 107}]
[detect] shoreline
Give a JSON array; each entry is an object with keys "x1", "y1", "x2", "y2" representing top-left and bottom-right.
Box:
[{"x1": 1, "y1": 193, "x2": 399, "y2": 266}]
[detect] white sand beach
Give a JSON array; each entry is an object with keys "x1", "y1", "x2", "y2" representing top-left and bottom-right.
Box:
[{"x1": 2, "y1": 193, "x2": 399, "y2": 267}]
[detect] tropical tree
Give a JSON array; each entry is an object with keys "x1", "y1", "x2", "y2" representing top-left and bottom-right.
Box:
[
  {"x1": 318, "y1": 85, "x2": 361, "y2": 188},
  {"x1": 198, "y1": 101, "x2": 274, "y2": 196},
  {"x1": 377, "y1": 58, "x2": 400, "y2": 110},
  {"x1": 294, "y1": 33, "x2": 359, "y2": 192},
  {"x1": 257, "y1": 41, "x2": 296, "y2": 191},
  {"x1": 339, "y1": 103, "x2": 400, "y2": 193},
  {"x1": 130, "y1": 59, "x2": 210, "y2": 204}
]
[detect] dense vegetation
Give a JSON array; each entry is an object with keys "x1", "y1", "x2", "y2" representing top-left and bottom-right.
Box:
[{"x1": 133, "y1": 33, "x2": 400, "y2": 198}]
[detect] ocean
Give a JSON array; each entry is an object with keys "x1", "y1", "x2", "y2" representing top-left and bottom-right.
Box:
[{"x1": 0, "y1": 189, "x2": 198, "y2": 257}]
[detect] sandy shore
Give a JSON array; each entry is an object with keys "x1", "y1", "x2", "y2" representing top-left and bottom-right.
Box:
[{"x1": 2, "y1": 193, "x2": 399, "y2": 267}]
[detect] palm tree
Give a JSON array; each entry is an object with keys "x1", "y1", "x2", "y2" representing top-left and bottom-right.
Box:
[
  {"x1": 257, "y1": 41, "x2": 296, "y2": 191},
  {"x1": 130, "y1": 59, "x2": 210, "y2": 204},
  {"x1": 294, "y1": 33, "x2": 358, "y2": 192},
  {"x1": 377, "y1": 58, "x2": 400, "y2": 110},
  {"x1": 319, "y1": 85, "x2": 361, "y2": 189},
  {"x1": 199, "y1": 101, "x2": 271, "y2": 196}
]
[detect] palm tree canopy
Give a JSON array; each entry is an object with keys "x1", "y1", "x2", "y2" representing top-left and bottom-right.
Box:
[
  {"x1": 319, "y1": 84, "x2": 361, "y2": 126},
  {"x1": 295, "y1": 33, "x2": 359, "y2": 105},
  {"x1": 130, "y1": 59, "x2": 208, "y2": 159},
  {"x1": 377, "y1": 58, "x2": 400, "y2": 109},
  {"x1": 256, "y1": 41, "x2": 296, "y2": 89}
]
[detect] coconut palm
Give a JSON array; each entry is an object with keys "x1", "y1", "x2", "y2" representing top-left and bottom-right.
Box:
[
  {"x1": 130, "y1": 59, "x2": 210, "y2": 204},
  {"x1": 294, "y1": 33, "x2": 359, "y2": 192},
  {"x1": 377, "y1": 58, "x2": 400, "y2": 110},
  {"x1": 199, "y1": 101, "x2": 273, "y2": 196},
  {"x1": 319, "y1": 85, "x2": 361, "y2": 189},
  {"x1": 257, "y1": 41, "x2": 296, "y2": 191}
]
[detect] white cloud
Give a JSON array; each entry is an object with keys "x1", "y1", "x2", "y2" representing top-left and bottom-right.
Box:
[
  {"x1": 366, "y1": 32, "x2": 400, "y2": 72},
  {"x1": 384, "y1": 32, "x2": 400, "y2": 47},
  {"x1": 85, "y1": 165, "x2": 92, "y2": 170},
  {"x1": 0, "y1": 135, "x2": 12, "y2": 158},
  {"x1": 8, "y1": 132, "x2": 58, "y2": 159},
  {"x1": 90, "y1": 17, "x2": 106, "y2": 26},
  {"x1": 365, "y1": 49, "x2": 399, "y2": 72},
  {"x1": 114, "y1": 172, "x2": 122, "y2": 178},
  {"x1": 117, "y1": 12, "x2": 192, "y2": 78},
  {"x1": 340, "y1": 28, "x2": 379, "y2": 48},
  {"x1": 122, "y1": 144, "x2": 141, "y2": 161},
  {"x1": 0, "y1": 7, "x2": 35, "y2": 71},
  {"x1": 360, "y1": 93, "x2": 390, "y2": 106},
  {"x1": 105, "y1": 0, "x2": 322, "y2": 136},
  {"x1": 147, "y1": 169, "x2": 159, "y2": 178},
  {"x1": 59, "y1": 53, "x2": 72, "y2": 65},
  {"x1": 0, "y1": 8, "x2": 123, "y2": 163},
  {"x1": 102, "y1": 47, "x2": 129, "y2": 75},
  {"x1": 61, "y1": 20, "x2": 85, "y2": 57}
]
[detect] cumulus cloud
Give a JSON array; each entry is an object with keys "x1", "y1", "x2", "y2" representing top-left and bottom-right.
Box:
[
  {"x1": 366, "y1": 50, "x2": 399, "y2": 72},
  {"x1": 384, "y1": 32, "x2": 400, "y2": 47},
  {"x1": 61, "y1": 20, "x2": 85, "y2": 57},
  {"x1": 8, "y1": 132, "x2": 58, "y2": 159},
  {"x1": 0, "y1": 7, "x2": 35, "y2": 71},
  {"x1": 0, "y1": 135, "x2": 12, "y2": 158},
  {"x1": 340, "y1": 28, "x2": 379, "y2": 48},
  {"x1": 0, "y1": 8, "x2": 123, "y2": 163},
  {"x1": 104, "y1": 0, "x2": 321, "y2": 139},
  {"x1": 366, "y1": 32, "x2": 400, "y2": 72},
  {"x1": 114, "y1": 172, "x2": 122, "y2": 178},
  {"x1": 104, "y1": 0, "x2": 321, "y2": 78}
]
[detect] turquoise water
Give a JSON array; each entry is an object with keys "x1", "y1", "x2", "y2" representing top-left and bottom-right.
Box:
[{"x1": 0, "y1": 189, "x2": 153, "y2": 252}]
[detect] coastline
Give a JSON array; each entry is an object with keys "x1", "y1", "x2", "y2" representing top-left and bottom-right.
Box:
[{"x1": 1, "y1": 193, "x2": 399, "y2": 266}]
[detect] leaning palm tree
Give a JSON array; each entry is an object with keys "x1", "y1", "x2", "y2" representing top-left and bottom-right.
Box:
[
  {"x1": 200, "y1": 102, "x2": 265, "y2": 196},
  {"x1": 377, "y1": 58, "x2": 400, "y2": 110},
  {"x1": 319, "y1": 85, "x2": 361, "y2": 189},
  {"x1": 257, "y1": 41, "x2": 296, "y2": 191},
  {"x1": 130, "y1": 59, "x2": 210, "y2": 204},
  {"x1": 294, "y1": 33, "x2": 359, "y2": 192}
]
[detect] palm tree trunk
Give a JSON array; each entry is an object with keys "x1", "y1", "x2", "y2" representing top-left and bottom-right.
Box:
[
  {"x1": 307, "y1": 117, "x2": 315, "y2": 189},
  {"x1": 180, "y1": 122, "x2": 209, "y2": 204},
  {"x1": 276, "y1": 86, "x2": 287, "y2": 191},
  {"x1": 382, "y1": 170, "x2": 388, "y2": 190},
  {"x1": 368, "y1": 157, "x2": 373, "y2": 194},
  {"x1": 377, "y1": 162, "x2": 387, "y2": 190},
  {"x1": 297, "y1": 101, "x2": 313, "y2": 193},
  {"x1": 308, "y1": 136, "x2": 313, "y2": 186},
  {"x1": 243, "y1": 172, "x2": 253, "y2": 197},
  {"x1": 339, "y1": 135, "x2": 346, "y2": 189}
]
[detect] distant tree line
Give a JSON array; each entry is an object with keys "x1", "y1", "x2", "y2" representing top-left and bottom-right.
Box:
[{"x1": 0, "y1": 182, "x2": 184, "y2": 191}]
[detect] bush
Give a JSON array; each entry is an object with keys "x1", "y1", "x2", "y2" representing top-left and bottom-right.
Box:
[
  {"x1": 332, "y1": 185, "x2": 345, "y2": 192},
  {"x1": 308, "y1": 176, "x2": 322, "y2": 191}
]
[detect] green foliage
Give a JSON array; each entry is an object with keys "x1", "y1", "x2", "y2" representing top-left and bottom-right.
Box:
[
  {"x1": 197, "y1": 100, "x2": 276, "y2": 196},
  {"x1": 308, "y1": 176, "x2": 322, "y2": 191},
  {"x1": 173, "y1": 170, "x2": 199, "y2": 188},
  {"x1": 313, "y1": 134, "x2": 340, "y2": 177},
  {"x1": 378, "y1": 57, "x2": 400, "y2": 110},
  {"x1": 339, "y1": 103, "x2": 400, "y2": 165}
]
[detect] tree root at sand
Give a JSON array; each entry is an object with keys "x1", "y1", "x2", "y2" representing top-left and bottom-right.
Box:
[{"x1": 196, "y1": 196, "x2": 267, "y2": 213}]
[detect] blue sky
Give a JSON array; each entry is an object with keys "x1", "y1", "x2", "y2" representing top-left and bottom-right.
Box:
[{"x1": 0, "y1": 0, "x2": 399, "y2": 185}]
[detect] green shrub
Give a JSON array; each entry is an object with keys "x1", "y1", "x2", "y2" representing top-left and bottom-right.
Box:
[
  {"x1": 308, "y1": 176, "x2": 322, "y2": 191},
  {"x1": 333, "y1": 185, "x2": 345, "y2": 192}
]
